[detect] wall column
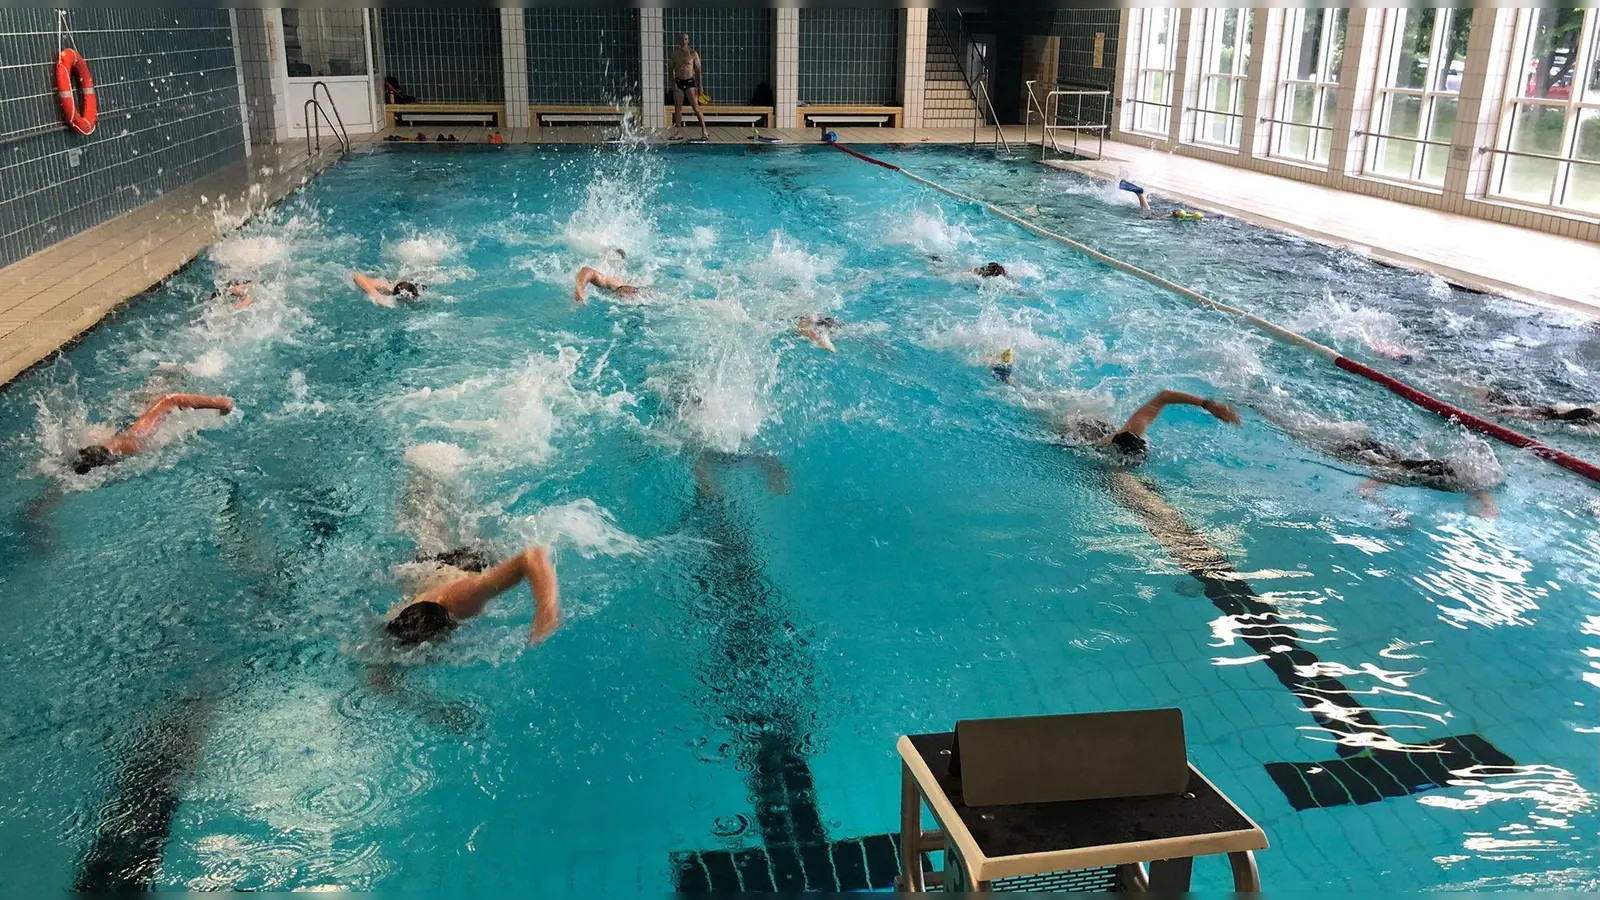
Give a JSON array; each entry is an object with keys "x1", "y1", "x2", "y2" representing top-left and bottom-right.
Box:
[
  {"x1": 1330, "y1": 7, "x2": 1381, "y2": 177},
  {"x1": 900, "y1": 9, "x2": 928, "y2": 128},
  {"x1": 774, "y1": 8, "x2": 798, "y2": 128},
  {"x1": 232, "y1": 8, "x2": 291, "y2": 144},
  {"x1": 1447, "y1": 8, "x2": 1519, "y2": 210},
  {"x1": 1111, "y1": 9, "x2": 1136, "y2": 138},
  {"x1": 500, "y1": 9, "x2": 529, "y2": 129},
  {"x1": 1240, "y1": 9, "x2": 1282, "y2": 159},
  {"x1": 1166, "y1": 8, "x2": 1198, "y2": 147},
  {"x1": 641, "y1": 9, "x2": 665, "y2": 128},
  {"x1": 228, "y1": 10, "x2": 252, "y2": 153}
]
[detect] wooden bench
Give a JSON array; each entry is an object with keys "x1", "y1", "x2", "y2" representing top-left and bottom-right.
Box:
[
  {"x1": 672, "y1": 105, "x2": 774, "y2": 128},
  {"x1": 532, "y1": 105, "x2": 641, "y2": 127},
  {"x1": 801, "y1": 105, "x2": 903, "y2": 128},
  {"x1": 386, "y1": 103, "x2": 503, "y2": 129}
]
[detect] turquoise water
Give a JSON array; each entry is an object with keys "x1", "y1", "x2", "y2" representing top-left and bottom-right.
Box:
[{"x1": 0, "y1": 142, "x2": 1595, "y2": 891}]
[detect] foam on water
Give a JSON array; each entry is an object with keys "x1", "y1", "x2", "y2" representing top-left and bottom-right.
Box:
[
  {"x1": 515, "y1": 499, "x2": 645, "y2": 558},
  {"x1": 888, "y1": 207, "x2": 973, "y2": 256},
  {"x1": 1291, "y1": 288, "x2": 1420, "y2": 360}
]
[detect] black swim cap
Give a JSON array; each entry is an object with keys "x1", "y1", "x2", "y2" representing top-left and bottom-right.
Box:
[
  {"x1": 976, "y1": 262, "x2": 1007, "y2": 278},
  {"x1": 1110, "y1": 431, "x2": 1149, "y2": 457},
  {"x1": 73, "y1": 444, "x2": 118, "y2": 475},
  {"x1": 393, "y1": 281, "x2": 422, "y2": 300},
  {"x1": 1555, "y1": 406, "x2": 1596, "y2": 422},
  {"x1": 386, "y1": 600, "x2": 457, "y2": 646}
]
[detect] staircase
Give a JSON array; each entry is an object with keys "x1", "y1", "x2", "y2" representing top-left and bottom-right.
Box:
[{"x1": 923, "y1": 26, "x2": 980, "y2": 128}]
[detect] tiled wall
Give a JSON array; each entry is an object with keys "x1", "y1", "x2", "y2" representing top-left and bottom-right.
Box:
[
  {"x1": 234, "y1": 8, "x2": 282, "y2": 144},
  {"x1": 1051, "y1": 9, "x2": 1119, "y2": 128},
  {"x1": 798, "y1": 9, "x2": 898, "y2": 106},
  {"x1": 525, "y1": 9, "x2": 641, "y2": 105},
  {"x1": 378, "y1": 10, "x2": 503, "y2": 105},
  {"x1": 662, "y1": 9, "x2": 773, "y2": 107},
  {"x1": 0, "y1": 8, "x2": 246, "y2": 269}
]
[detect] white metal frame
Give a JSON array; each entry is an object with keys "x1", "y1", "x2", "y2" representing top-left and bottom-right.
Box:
[
  {"x1": 1363, "y1": 8, "x2": 1469, "y2": 186},
  {"x1": 1489, "y1": 7, "x2": 1600, "y2": 211},
  {"x1": 1128, "y1": 8, "x2": 1179, "y2": 138},
  {"x1": 1270, "y1": 8, "x2": 1345, "y2": 165},
  {"x1": 1188, "y1": 8, "x2": 1252, "y2": 149}
]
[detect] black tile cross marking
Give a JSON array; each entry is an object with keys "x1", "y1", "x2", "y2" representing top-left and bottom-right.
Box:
[
  {"x1": 1106, "y1": 471, "x2": 1515, "y2": 811},
  {"x1": 668, "y1": 459, "x2": 903, "y2": 891}
]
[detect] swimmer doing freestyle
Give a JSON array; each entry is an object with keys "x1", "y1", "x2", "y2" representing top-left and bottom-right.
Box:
[
  {"x1": 574, "y1": 249, "x2": 637, "y2": 303},
  {"x1": 385, "y1": 546, "x2": 561, "y2": 647},
  {"x1": 1051, "y1": 389, "x2": 1241, "y2": 458},
  {"x1": 71, "y1": 393, "x2": 234, "y2": 475},
  {"x1": 353, "y1": 273, "x2": 423, "y2": 307}
]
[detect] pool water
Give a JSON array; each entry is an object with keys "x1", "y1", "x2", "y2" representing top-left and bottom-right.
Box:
[{"x1": 0, "y1": 141, "x2": 1595, "y2": 892}]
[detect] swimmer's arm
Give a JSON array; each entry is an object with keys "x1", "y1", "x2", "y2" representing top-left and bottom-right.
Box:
[
  {"x1": 1137, "y1": 193, "x2": 1151, "y2": 213},
  {"x1": 795, "y1": 319, "x2": 835, "y2": 352},
  {"x1": 575, "y1": 266, "x2": 596, "y2": 303},
  {"x1": 1118, "y1": 390, "x2": 1240, "y2": 437},
  {"x1": 353, "y1": 274, "x2": 395, "y2": 307},
  {"x1": 1469, "y1": 490, "x2": 1499, "y2": 519},
  {"x1": 122, "y1": 393, "x2": 233, "y2": 440},
  {"x1": 423, "y1": 547, "x2": 561, "y2": 644}
]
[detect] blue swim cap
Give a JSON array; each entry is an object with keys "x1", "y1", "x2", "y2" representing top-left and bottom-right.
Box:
[{"x1": 823, "y1": 130, "x2": 838, "y2": 143}]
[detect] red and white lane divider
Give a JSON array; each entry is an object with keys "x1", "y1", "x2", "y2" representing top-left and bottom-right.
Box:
[{"x1": 827, "y1": 141, "x2": 1600, "y2": 487}]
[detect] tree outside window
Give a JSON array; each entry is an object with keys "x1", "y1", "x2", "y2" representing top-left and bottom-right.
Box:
[{"x1": 1494, "y1": 7, "x2": 1600, "y2": 211}]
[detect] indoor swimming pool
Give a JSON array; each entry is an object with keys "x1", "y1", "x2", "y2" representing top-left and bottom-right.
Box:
[{"x1": 0, "y1": 141, "x2": 1595, "y2": 891}]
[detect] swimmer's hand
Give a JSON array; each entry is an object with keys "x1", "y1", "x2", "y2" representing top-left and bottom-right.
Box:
[
  {"x1": 1201, "y1": 399, "x2": 1241, "y2": 426},
  {"x1": 217, "y1": 398, "x2": 235, "y2": 416}
]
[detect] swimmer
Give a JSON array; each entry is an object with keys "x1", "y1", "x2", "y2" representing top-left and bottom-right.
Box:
[
  {"x1": 973, "y1": 262, "x2": 1008, "y2": 278},
  {"x1": 1052, "y1": 389, "x2": 1241, "y2": 460},
  {"x1": 991, "y1": 348, "x2": 1015, "y2": 385},
  {"x1": 1169, "y1": 209, "x2": 1204, "y2": 221},
  {"x1": 574, "y1": 263, "x2": 637, "y2": 304},
  {"x1": 353, "y1": 274, "x2": 423, "y2": 308},
  {"x1": 71, "y1": 393, "x2": 234, "y2": 475},
  {"x1": 796, "y1": 313, "x2": 842, "y2": 352},
  {"x1": 1255, "y1": 407, "x2": 1498, "y2": 517},
  {"x1": 211, "y1": 280, "x2": 254, "y2": 310},
  {"x1": 1484, "y1": 388, "x2": 1597, "y2": 426},
  {"x1": 1370, "y1": 340, "x2": 1419, "y2": 366},
  {"x1": 384, "y1": 545, "x2": 561, "y2": 647},
  {"x1": 1119, "y1": 179, "x2": 1152, "y2": 214}
]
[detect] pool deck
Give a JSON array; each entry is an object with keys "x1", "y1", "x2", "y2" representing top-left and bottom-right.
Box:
[
  {"x1": 0, "y1": 142, "x2": 340, "y2": 388},
  {"x1": 1, "y1": 123, "x2": 1594, "y2": 389}
]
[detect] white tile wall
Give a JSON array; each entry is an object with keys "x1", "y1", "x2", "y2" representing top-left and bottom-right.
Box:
[
  {"x1": 640, "y1": 8, "x2": 665, "y2": 128},
  {"x1": 500, "y1": 8, "x2": 530, "y2": 128},
  {"x1": 901, "y1": 9, "x2": 927, "y2": 128},
  {"x1": 775, "y1": 9, "x2": 798, "y2": 128}
]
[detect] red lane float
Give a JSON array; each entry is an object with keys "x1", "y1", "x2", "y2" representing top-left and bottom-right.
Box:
[
  {"x1": 55, "y1": 48, "x2": 97, "y2": 136},
  {"x1": 827, "y1": 140, "x2": 1600, "y2": 488}
]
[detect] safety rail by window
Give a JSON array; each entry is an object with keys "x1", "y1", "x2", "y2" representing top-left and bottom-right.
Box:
[{"x1": 1025, "y1": 80, "x2": 1109, "y2": 160}]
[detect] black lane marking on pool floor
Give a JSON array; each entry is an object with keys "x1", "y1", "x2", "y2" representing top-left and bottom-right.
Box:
[
  {"x1": 74, "y1": 694, "x2": 213, "y2": 890},
  {"x1": 1105, "y1": 471, "x2": 1515, "y2": 811},
  {"x1": 668, "y1": 460, "x2": 900, "y2": 892}
]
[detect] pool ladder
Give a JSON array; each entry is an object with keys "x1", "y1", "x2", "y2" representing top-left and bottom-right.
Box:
[
  {"x1": 1024, "y1": 80, "x2": 1110, "y2": 161},
  {"x1": 304, "y1": 81, "x2": 350, "y2": 157}
]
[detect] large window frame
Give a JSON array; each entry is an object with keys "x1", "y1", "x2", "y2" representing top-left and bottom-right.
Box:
[
  {"x1": 1362, "y1": 8, "x2": 1472, "y2": 187},
  {"x1": 1186, "y1": 9, "x2": 1253, "y2": 148},
  {"x1": 283, "y1": 9, "x2": 370, "y2": 78},
  {"x1": 1269, "y1": 8, "x2": 1346, "y2": 165},
  {"x1": 1127, "y1": 8, "x2": 1179, "y2": 137},
  {"x1": 1490, "y1": 7, "x2": 1600, "y2": 213}
]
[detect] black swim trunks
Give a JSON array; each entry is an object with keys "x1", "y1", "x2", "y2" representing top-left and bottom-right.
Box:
[
  {"x1": 416, "y1": 546, "x2": 492, "y2": 573},
  {"x1": 675, "y1": 77, "x2": 699, "y2": 92},
  {"x1": 991, "y1": 364, "x2": 1014, "y2": 384}
]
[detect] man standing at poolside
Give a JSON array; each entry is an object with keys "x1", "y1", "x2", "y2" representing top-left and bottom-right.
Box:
[{"x1": 670, "y1": 32, "x2": 710, "y2": 141}]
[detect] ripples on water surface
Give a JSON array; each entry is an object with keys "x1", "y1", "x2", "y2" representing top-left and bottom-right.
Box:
[{"x1": 0, "y1": 143, "x2": 1594, "y2": 891}]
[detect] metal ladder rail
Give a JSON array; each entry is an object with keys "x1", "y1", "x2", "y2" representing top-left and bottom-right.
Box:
[
  {"x1": 1023, "y1": 80, "x2": 1062, "y2": 157},
  {"x1": 1044, "y1": 89, "x2": 1110, "y2": 160},
  {"x1": 303, "y1": 81, "x2": 350, "y2": 157},
  {"x1": 970, "y1": 80, "x2": 1010, "y2": 155}
]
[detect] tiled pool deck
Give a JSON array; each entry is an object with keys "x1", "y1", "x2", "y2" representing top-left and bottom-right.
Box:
[{"x1": 1, "y1": 126, "x2": 1595, "y2": 389}]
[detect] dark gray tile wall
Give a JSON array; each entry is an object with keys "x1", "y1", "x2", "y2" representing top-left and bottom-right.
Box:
[
  {"x1": 662, "y1": 9, "x2": 772, "y2": 107},
  {"x1": 526, "y1": 9, "x2": 641, "y2": 104},
  {"x1": 0, "y1": 8, "x2": 245, "y2": 269},
  {"x1": 798, "y1": 9, "x2": 898, "y2": 106},
  {"x1": 379, "y1": 10, "x2": 503, "y2": 105},
  {"x1": 1053, "y1": 9, "x2": 1120, "y2": 126}
]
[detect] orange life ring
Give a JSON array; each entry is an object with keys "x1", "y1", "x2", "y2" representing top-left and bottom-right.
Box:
[{"x1": 55, "y1": 48, "x2": 96, "y2": 136}]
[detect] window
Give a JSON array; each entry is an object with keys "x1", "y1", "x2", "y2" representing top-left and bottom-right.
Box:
[
  {"x1": 1271, "y1": 8, "x2": 1346, "y2": 164},
  {"x1": 1492, "y1": 7, "x2": 1600, "y2": 212},
  {"x1": 1128, "y1": 8, "x2": 1179, "y2": 136},
  {"x1": 283, "y1": 9, "x2": 369, "y2": 78},
  {"x1": 1364, "y1": 9, "x2": 1472, "y2": 185},
  {"x1": 1189, "y1": 9, "x2": 1253, "y2": 148}
]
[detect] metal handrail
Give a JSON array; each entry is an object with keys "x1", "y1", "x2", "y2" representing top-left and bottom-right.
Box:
[
  {"x1": 304, "y1": 99, "x2": 349, "y2": 157},
  {"x1": 1026, "y1": 80, "x2": 1109, "y2": 160},
  {"x1": 312, "y1": 80, "x2": 350, "y2": 152},
  {"x1": 971, "y1": 80, "x2": 1009, "y2": 154}
]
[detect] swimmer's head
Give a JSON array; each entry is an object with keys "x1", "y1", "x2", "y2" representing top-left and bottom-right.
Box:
[
  {"x1": 392, "y1": 281, "x2": 422, "y2": 301},
  {"x1": 386, "y1": 600, "x2": 457, "y2": 646},
  {"x1": 1000, "y1": 348, "x2": 1014, "y2": 365},
  {"x1": 73, "y1": 444, "x2": 119, "y2": 475},
  {"x1": 1397, "y1": 354, "x2": 1416, "y2": 366},
  {"x1": 1109, "y1": 431, "x2": 1149, "y2": 459},
  {"x1": 975, "y1": 262, "x2": 1007, "y2": 278},
  {"x1": 1394, "y1": 457, "x2": 1464, "y2": 490}
]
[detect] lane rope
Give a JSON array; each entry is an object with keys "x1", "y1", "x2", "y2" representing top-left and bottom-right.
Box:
[{"x1": 828, "y1": 142, "x2": 1600, "y2": 488}]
